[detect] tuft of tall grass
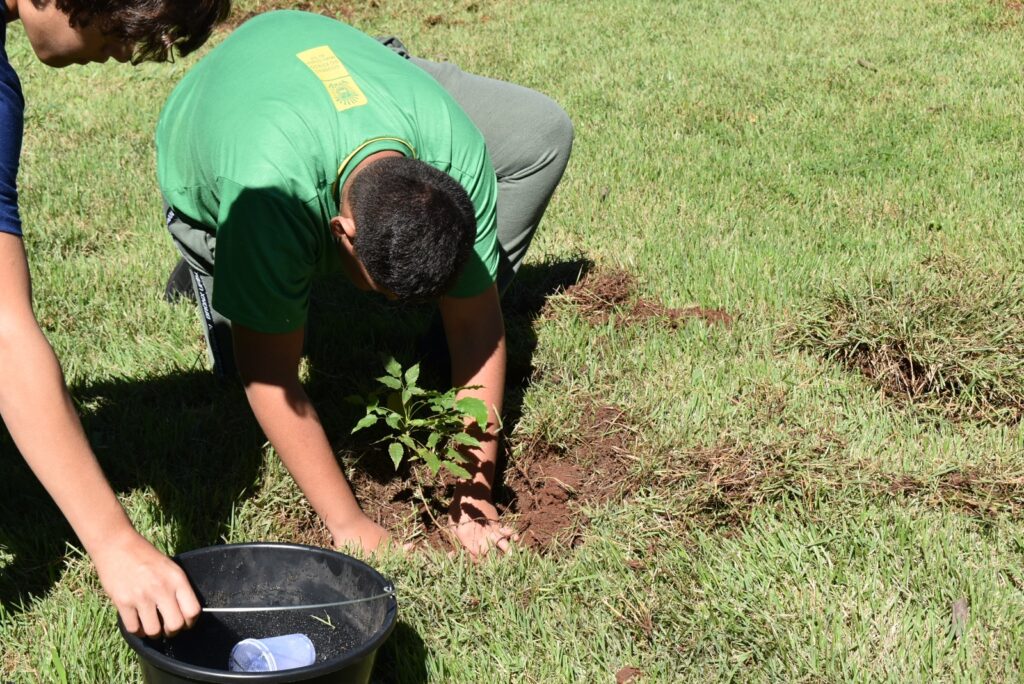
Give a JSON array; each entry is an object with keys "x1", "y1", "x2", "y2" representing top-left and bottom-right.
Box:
[{"x1": 787, "y1": 256, "x2": 1024, "y2": 424}]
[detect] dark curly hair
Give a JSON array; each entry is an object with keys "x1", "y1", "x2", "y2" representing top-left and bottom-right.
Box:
[
  {"x1": 349, "y1": 157, "x2": 476, "y2": 302},
  {"x1": 52, "y1": 0, "x2": 232, "y2": 62}
]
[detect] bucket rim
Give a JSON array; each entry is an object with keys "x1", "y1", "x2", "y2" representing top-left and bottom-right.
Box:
[{"x1": 118, "y1": 542, "x2": 398, "y2": 683}]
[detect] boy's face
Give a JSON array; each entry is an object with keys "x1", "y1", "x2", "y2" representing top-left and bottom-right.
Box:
[{"x1": 15, "y1": 0, "x2": 134, "y2": 67}]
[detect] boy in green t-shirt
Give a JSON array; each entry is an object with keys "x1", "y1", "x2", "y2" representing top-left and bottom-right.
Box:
[{"x1": 158, "y1": 11, "x2": 573, "y2": 559}]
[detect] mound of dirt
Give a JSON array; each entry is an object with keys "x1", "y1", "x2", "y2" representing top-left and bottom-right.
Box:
[
  {"x1": 504, "y1": 405, "x2": 638, "y2": 550},
  {"x1": 340, "y1": 403, "x2": 643, "y2": 555},
  {"x1": 549, "y1": 269, "x2": 733, "y2": 329}
]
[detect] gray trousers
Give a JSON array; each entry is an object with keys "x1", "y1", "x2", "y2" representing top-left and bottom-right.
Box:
[{"x1": 166, "y1": 56, "x2": 574, "y2": 377}]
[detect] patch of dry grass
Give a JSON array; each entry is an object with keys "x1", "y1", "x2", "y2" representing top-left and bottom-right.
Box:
[{"x1": 786, "y1": 256, "x2": 1024, "y2": 424}]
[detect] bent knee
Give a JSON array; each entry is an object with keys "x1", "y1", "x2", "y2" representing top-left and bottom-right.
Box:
[{"x1": 538, "y1": 98, "x2": 575, "y2": 164}]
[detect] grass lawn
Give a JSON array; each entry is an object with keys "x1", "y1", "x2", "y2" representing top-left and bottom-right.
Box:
[{"x1": 2, "y1": 0, "x2": 1024, "y2": 681}]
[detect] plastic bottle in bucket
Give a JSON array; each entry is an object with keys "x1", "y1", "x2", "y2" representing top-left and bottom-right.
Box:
[{"x1": 228, "y1": 634, "x2": 316, "y2": 672}]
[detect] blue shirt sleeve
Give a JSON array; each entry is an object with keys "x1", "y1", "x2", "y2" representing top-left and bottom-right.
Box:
[{"x1": 1, "y1": 10, "x2": 25, "y2": 237}]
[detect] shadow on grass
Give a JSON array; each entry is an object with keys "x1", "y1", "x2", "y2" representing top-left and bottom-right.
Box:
[
  {"x1": 0, "y1": 257, "x2": 589, "y2": 622},
  {"x1": 372, "y1": 621, "x2": 429, "y2": 684},
  {"x1": 0, "y1": 369, "x2": 266, "y2": 612}
]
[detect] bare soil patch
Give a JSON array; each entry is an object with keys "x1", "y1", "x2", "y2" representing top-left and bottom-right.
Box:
[
  {"x1": 341, "y1": 403, "x2": 645, "y2": 554},
  {"x1": 504, "y1": 404, "x2": 639, "y2": 549},
  {"x1": 547, "y1": 269, "x2": 733, "y2": 329}
]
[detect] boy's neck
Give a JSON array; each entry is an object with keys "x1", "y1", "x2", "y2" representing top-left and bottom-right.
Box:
[{"x1": 339, "y1": 149, "x2": 404, "y2": 219}]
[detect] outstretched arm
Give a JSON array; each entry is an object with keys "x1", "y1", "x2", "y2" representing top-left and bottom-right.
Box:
[
  {"x1": 0, "y1": 233, "x2": 199, "y2": 637},
  {"x1": 232, "y1": 323, "x2": 389, "y2": 552},
  {"x1": 439, "y1": 283, "x2": 517, "y2": 558}
]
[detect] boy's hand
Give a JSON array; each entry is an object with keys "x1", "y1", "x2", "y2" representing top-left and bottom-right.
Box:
[
  {"x1": 448, "y1": 495, "x2": 517, "y2": 560},
  {"x1": 91, "y1": 531, "x2": 201, "y2": 639},
  {"x1": 330, "y1": 514, "x2": 392, "y2": 555}
]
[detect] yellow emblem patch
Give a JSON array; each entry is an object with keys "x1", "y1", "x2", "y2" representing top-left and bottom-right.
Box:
[{"x1": 296, "y1": 46, "x2": 368, "y2": 111}]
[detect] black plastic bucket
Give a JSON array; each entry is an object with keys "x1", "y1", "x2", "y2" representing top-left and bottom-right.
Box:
[{"x1": 119, "y1": 543, "x2": 398, "y2": 683}]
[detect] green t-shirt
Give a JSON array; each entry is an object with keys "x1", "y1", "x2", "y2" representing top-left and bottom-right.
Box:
[{"x1": 156, "y1": 10, "x2": 498, "y2": 333}]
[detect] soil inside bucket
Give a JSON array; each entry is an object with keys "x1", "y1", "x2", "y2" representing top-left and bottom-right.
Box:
[
  {"x1": 152, "y1": 609, "x2": 367, "y2": 669},
  {"x1": 128, "y1": 545, "x2": 395, "y2": 676}
]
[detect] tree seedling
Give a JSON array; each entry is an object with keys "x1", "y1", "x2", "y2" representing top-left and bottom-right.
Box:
[{"x1": 349, "y1": 357, "x2": 490, "y2": 480}]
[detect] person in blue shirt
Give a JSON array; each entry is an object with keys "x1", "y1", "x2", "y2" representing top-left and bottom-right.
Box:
[{"x1": 1, "y1": 0, "x2": 229, "y2": 639}]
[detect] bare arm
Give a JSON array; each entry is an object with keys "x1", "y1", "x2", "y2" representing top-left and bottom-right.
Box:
[
  {"x1": 439, "y1": 283, "x2": 517, "y2": 557},
  {"x1": 232, "y1": 323, "x2": 388, "y2": 551},
  {"x1": 0, "y1": 233, "x2": 199, "y2": 637}
]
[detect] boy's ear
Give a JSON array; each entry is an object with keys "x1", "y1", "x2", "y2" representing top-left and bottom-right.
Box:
[{"x1": 329, "y1": 215, "x2": 357, "y2": 242}]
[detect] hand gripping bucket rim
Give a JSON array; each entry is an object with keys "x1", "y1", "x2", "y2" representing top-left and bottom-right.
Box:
[{"x1": 117, "y1": 542, "x2": 398, "y2": 683}]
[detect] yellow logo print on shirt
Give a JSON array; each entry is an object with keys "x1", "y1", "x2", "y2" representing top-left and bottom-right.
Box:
[{"x1": 296, "y1": 46, "x2": 368, "y2": 111}]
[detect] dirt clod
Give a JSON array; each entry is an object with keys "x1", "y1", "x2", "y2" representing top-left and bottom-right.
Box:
[{"x1": 616, "y1": 666, "x2": 643, "y2": 683}]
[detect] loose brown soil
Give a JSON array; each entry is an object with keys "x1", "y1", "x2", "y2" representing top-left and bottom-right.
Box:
[
  {"x1": 616, "y1": 666, "x2": 643, "y2": 683},
  {"x1": 504, "y1": 404, "x2": 639, "y2": 549},
  {"x1": 284, "y1": 267, "x2": 731, "y2": 551},
  {"x1": 221, "y1": 1, "x2": 354, "y2": 30},
  {"x1": 548, "y1": 269, "x2": 733, "y2": 329},
  {"x1": 276, "y1": 500, "x2": 332, "y2": 548},
  {"x1": 339, "y1": 403, "x2": 644, "y2": 555}
]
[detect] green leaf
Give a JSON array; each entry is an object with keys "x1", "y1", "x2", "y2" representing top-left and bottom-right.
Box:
[
  {"x1": 455, "y1": 397, "x2": 489, "y2": 428},
  {"x1": 401, "y1": 387, "x2": 412, "y2": 406},
  {"x1": 385, "y1": 357, "x2": 402, "y2": 378},
  {"x1": 446, "y1": 447, "x2": 468, "y2": 463},
  {"x1": 377, "y1": 375, "x2": 402, "y2": 390},
  {"x1": 441, "y1": 460, "x2": 472, "y2": 480},
  {"x1": 50, "y1": 647, "x2": 68, "y2": 684},
  {"x1": 399, "y1": 434, "x2": 417, "y2": 449},
  {"x1": 421, "y1": 447, "x2": 441, "y2": 475},
  {"x1": 404, "y1": 363, "x2": 420, "y2": 386},
  {"x1": 451, "y1": 432, "x2": 481, "y2": 448},
  {"x1": 388, "y1": 442, "x2": 404, "y2": 469},
  {"x1": 385, "y1": 413, "x2": 401, "y2": 430},
  {"x1": 426, "y1": 432, "x2": 441, "y2": 449},
  {"x1": 351, "y1": 414, "x2": 378, "y2": 433}
]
